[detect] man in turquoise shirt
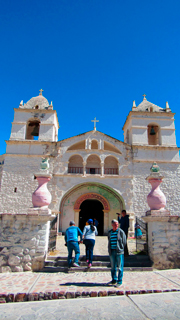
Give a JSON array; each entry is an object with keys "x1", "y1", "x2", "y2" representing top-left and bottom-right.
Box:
[{"x1": 65, "y1": 221, "x2": 83, "y2": 267}]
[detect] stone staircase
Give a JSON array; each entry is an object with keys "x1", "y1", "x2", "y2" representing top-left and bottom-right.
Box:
[{"x1": 43, "y1": 254, "x2": 153, "y2": 273}]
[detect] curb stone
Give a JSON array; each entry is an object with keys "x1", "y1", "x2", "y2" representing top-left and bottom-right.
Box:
[{"x1": 0, "y1": 288, "x2": 180, "y2": 303}]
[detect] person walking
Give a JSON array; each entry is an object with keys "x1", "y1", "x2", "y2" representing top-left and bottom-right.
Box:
[
  {"x1": 82, "y1": 219, "x2": 98, "y2": 268},
  {"x1": 65, "y1": 220, "x2": 83, "y2": 268},
  {"x1": 117, "y1": 210, "x2": 129, "y2": 256},
  {"x1": 93, "y1": 218, "x2": 99, "y2": 232},
  {"x1": 107, "y1": 219, "x2": 126, "y2": 287}
]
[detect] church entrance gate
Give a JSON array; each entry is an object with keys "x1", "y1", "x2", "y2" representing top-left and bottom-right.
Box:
[
  {"x1": 59, "y1": 183, "x2": 125, "y2": 235},
  {"x1": 79, "y1": 199, "x2": 104, "y2": 235}
]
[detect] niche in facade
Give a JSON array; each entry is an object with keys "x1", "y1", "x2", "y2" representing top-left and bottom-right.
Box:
[
  {"x1": 68, "y1": 155, "x2": 83, "y2": 174},
  {"x1": 86, "y1": 155, "x2": 101, "y2": 174},
  {"x1": 26, "y1": 120, "x2": 40, "y2": 140},
  {"x1": 91, "y1": 140, "x2": 98, "y2": 149},
  {"x1": 104, "y1": 156, "x2": 118, "y2": 175},
  {"x1": 147, "y1": 124, "x2": 161, "y2": 145}
]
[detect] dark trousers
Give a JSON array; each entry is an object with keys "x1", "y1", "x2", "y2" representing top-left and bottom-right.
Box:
[
  {"x1": 124, "y1": 232, "x2": 129, "y2": 256},
  {"x1": 67, "y1": 241, "x2": 80, "y2": 267},
  {"x1": 84, "y1": 239, "x2": 95, "y2": 263},
  {"x1": 109, "y1": 250, "x2": 124, "y2": 284}
]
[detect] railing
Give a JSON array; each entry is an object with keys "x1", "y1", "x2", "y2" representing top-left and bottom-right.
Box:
[
  {"x1": 68, "y1": 167, "x2": 83, "y2": 174},
  {"x1": 86, "y1": 168, "x2": 101, "y2": 174},
  {"x1": 136, "y1": 217, "x2": 148, "y2": 254},
  {"x1": 49, "y1": 215, "x2": 57, "y2": 251},
  {"x1": 104, "y1": 168, "x2": 118, "y2": 175},
  {"x1": 68, "y1": 167, "x2": 118, "y2": 175}
]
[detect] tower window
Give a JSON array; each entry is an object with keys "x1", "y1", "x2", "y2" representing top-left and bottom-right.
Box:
[
  {"x1": 14, "y1": 187, "x2": 17, "y2": 193},
  {"x1": 148, "y1": 124, "x2": 161, "y2": 145},
  {"x1": 26, "y1": 120, "x2": 40, "y2": 140}
]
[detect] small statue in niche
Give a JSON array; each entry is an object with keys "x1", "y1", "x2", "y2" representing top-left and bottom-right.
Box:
[{"x1": 40, "y1": 158, "x2": 49, "y2": 171}]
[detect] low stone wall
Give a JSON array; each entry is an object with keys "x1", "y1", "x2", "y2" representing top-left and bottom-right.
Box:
[
  {"x1": 0, "y1": 213, "x2": 54, "y2": 272},
  {"x1": 143, "y1": 215, "x2": 180, "y2": 269}
]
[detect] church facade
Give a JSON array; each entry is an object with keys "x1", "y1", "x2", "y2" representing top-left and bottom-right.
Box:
[{"x1": 0, "y1": 91, "x2": 179, "y2": 235}]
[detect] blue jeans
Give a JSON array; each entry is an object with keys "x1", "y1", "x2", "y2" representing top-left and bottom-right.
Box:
[
  {"x1": 67, "y1": 241, "x2": 80, "y2": 267},
  {"x1": 83, "y1": 239, "x2": 95, "y2": 263},
  {"x1": 109, "y1": 250, "x2": 124, "y2": 284}
]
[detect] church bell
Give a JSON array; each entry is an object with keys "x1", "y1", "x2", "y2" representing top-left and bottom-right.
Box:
[
  {"x1": 31, "y1": 124, "x2": 39, "y2": 136},
  {"x1": 150, "y1": 126, "x2": 156, "y2": 135}
]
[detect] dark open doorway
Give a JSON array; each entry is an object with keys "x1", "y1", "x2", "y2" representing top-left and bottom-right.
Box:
[{"x1": 79, "y1": 199, "x2": 104, "y2": 235}]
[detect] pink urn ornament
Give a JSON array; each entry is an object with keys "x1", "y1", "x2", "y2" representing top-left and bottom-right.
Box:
[
  {"x1": 146, "y1": 162, "x2": 166, "y2": 211},
  {"x1": 32, "y1": 158, "x2": 52, "y2": 208}
]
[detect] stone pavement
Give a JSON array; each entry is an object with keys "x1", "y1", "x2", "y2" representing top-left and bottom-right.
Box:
[
  {"x1": 0, "y1": 269, "x2": 180, "y2": 303},
  {"x1": 0, "y1": 292, "x2": 180, "y2": 319}
]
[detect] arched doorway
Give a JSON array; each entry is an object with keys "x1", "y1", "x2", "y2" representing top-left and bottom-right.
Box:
[{"x1": 79, "y1": 199, "x2": 104, "y2": 235}]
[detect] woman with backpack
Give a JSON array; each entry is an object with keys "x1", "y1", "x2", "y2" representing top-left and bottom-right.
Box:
[{"x1": 82, "y1": 218, "x2": 98, "y2": 267}]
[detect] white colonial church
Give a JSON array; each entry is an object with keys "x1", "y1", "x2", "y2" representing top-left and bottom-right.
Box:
[{"x1": 0, "y1": 91, "x2": 179, "y2": 235}]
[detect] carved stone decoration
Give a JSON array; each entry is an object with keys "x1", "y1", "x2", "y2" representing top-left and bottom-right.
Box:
[
  {"x1": 32, "y1": 174, "x2": 52, "y2": 208},
  {"x1": 74, "y1": 193, "x2": 110, "y2": 212},
  {"x1": 146, "y1": 162, "x2": 166, "y2": 211}
]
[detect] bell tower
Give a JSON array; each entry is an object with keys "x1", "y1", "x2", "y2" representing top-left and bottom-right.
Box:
[
  {"x1": 123, "y1": 95, "x2": 177, "y2": 147},
  {"x1": 10, "y1": 90, "x2": 59, "y2": 142}
]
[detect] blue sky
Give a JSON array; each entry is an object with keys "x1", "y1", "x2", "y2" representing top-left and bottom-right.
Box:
[{"x1": 1, "y1": 0, "x2": 180, "y2": 154}]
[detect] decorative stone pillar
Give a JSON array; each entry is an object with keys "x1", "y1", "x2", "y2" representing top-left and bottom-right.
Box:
[
  {"x1": 145, "y1": 162, "x2": 169, "y2": 216},
  {"x1": 83, "y1": 162, "x2": 86, "y2": 177},
  {"x1": 101, "y1": 162, "x2": 104, "y2": 177},
  {"x1": 32, "y1": 174, "x2": 52, "y2": 209},
  {"x1": 142, "y1": 163, "x2": 180, "y2": 269},
  {"x1": 0, "y1": 158, "x2": 55, "y2": 273}
]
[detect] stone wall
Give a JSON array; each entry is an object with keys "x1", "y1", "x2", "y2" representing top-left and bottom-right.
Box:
[
  {"x1": 0, "y1": 213, "x2": 52, "y2": 272},
  {"x1": 144, "y1": 215, "x2": 180, "y2": 269}
]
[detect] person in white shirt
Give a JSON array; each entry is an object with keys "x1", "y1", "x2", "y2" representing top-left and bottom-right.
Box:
[{"x1": 82, "y1": 219, "x2": 98, "y2": 267}]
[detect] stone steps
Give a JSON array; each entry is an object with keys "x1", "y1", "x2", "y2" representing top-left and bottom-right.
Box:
[{"x1": 44, "y1": 254, "x2": 153, "y2": 272}]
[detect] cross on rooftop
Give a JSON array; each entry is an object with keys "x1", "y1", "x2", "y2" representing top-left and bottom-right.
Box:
[
  {"x1": 39, "y1": 89, "x2": 44, "y2": 95},
  {"x1": 91, "y1": 117, "x2": 99, "y2": 131},
  {"x1": 143, "y1": 94, "x2": 147, "y2": 100}
]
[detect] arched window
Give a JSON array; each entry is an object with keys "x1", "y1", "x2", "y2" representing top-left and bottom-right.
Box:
[
  {"x1": 147, "y1": 124, "x2": 161, "y2": 145},
  {"x1": 86, "y1": 155, "x2": 101, "y2": 174},
  {"x1": 26, "y1": 120, "x2": 40, "y2": 140},
  {"x1": 68, "y1": 155, "x2": 83, "y2": 174},
  {"x1": 91, "y1": 140, "x2": 98, "y2": 149},
  {"x1": 104, "y1": 156, "x2": 118, "y2": 175}
]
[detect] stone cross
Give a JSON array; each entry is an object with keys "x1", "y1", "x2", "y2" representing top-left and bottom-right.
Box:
[
  {"x1": 39, "y1": 89, "x2": 44, "y2": 95},
  {"x1": 91, "y1": 117, "x2": 99, "y2": 131},
  {"x1": 143, "y1": 94, "x2": 146, "y2": 100}
]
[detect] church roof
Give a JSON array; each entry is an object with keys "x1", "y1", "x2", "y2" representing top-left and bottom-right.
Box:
[
  {"x1": 20, "y1": 90, "x2": 51, "y2": 110},
  {"x1": 132, "y1": 96, "x2": 171, "y2": 113},
  {"x1": 59, "y1": 130, "x2": 126, "y2": 145}
]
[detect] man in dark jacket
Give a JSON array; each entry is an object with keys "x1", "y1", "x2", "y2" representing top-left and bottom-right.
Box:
[
  {"x1": 107, "y1": 219, "x2": 126, "y2": 287},
  {"x1": 117, "y1": 210, "x2": 129, "y2": 256}
]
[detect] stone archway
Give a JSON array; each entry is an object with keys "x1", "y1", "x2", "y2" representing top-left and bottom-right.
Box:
[
  {"x1": 59, "y1": 183, "x2": 124, "y2": 234},
  {"x1": 74, "y1": 193, "x2": 110, "y2": 211}
]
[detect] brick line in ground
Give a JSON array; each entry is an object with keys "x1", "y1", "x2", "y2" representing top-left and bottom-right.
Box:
[{"x1": 1, "y1": 287, "x2": 180, "y2": 303}]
